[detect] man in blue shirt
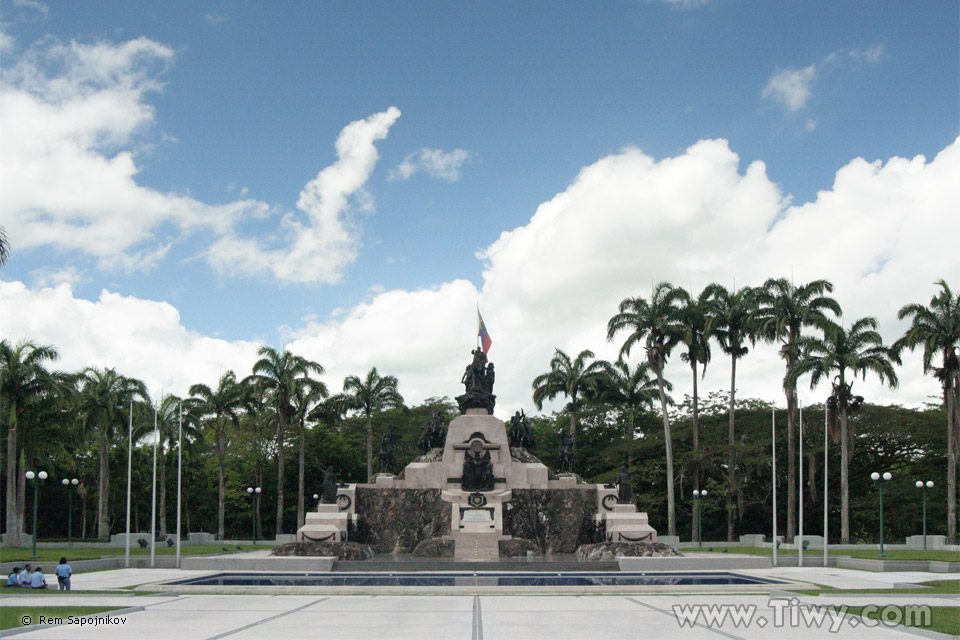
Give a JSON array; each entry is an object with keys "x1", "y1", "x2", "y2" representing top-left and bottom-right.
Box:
[
  {"x1": 29, "y1": 566, "x2": 47, "y2": 589},
  {"x1": 7, "y1": 567, "x2": 21, "y2": 587},
  {"x1": 18, "y1": 564, "x2": 32, "y2": 587},
  {"x1": 54, "y1": 557, "x2": 72, "y2": 591}
]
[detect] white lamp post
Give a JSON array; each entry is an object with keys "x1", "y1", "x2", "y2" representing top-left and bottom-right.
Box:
[
  {"x1": 915, "y1": 480, "x2": 934, "y2": 550},
  {"x1": 871, "y1": 472, "x2": 892, "y2": 557}
]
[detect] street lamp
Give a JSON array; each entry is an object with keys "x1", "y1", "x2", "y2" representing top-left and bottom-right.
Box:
[
  {"x1": 246, "y1": 487, "x2": 261, "y2": 546},
  {"x1": 25, "y1": 471, "x2": 48, "y2": 559},
  {"x1": 915, "y1": 480, "x2": 934, "y2": 550},
  {"x1": 693, "y1": 489, "x2": 707, "y2": 548},
  {"x1": 61, "y1": 478, "x2": 79, "y2": 542},
  {"x1": 871, "y1": 471, "x2": 892, "y2": 557}
]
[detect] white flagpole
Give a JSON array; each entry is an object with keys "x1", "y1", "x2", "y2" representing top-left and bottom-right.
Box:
[
  {"x1": 799, "y1": 399, "x2": 804, "y2": 567},
  {"x1": 824, "y1": 401, "x2": 829, "y2": 567},
  {"x1": 772, "y1": 406, "x2": 777, "y2": 568},
  {"x1": 150, "y1": 397, "x2": 158, "y2": 568},
  {"x1": 125, "y1": 399, "x2": 133, "y2": 568},
  {"x1": 176, "y1": 401, "x2": 183, "y2": 568}
]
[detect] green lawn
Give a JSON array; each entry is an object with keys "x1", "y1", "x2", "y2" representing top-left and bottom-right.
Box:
[
  {"x1": 1, "y1": 606, "x2": 124, "y2": 630},
  {"x1": 699, "y1": 546, "x2": 959, "y2": 562},
  {"x1": 847, "y1": 605, "x2": 959, "y2": 637},
  {"x1": 0, "y1": 543, "x2": 270, "y2": 564},
  {"x1": 793, "y1": 578, "x2": 960, "y2": 596}
]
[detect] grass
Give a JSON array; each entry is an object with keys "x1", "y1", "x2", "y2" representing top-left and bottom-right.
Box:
[
  {"x1": 0, "y1": 543, "x2": 270, "y2": 564},
  {"x1": 1, "y1": 606, "x2": 124, "y2": 630},
  {"x1": 792, "y1": 578, "x2": 960, "y2": 596},
  {"x1": 699, "y1": 545, "x2": 959, "y2": 562},
  {"x1": 847, "y1": 605, "x2": 959, "y2": 637}
]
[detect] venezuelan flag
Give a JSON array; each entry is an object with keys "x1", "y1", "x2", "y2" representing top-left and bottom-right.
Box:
[{"x1": 478, "y1": 310, "x2": 492, "y2": 354}]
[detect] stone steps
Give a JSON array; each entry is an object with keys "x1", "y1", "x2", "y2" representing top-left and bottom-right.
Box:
[{"x1": 332, "y1": 560, "x2": 621, "y2": 572}]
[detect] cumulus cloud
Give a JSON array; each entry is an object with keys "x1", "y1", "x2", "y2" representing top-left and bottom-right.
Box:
[
  {"x1": 389, "y1": 148, "x2": 471, "y2": 182},
  {"x1": 206, "y1": 107, "x2": 402, "y2": 283},
  {"x1": 0, "y1": 36, "x2": 268, "y2": 271},
  {"x1": 0, "y1": 281, "x2": 260, "y2": 398},
  {"x1": 4, "y1": 137, "x2": 956, "y2": 415},
  {"x1": 763, "y1": 64, "x2": 817, "y2": 112}
]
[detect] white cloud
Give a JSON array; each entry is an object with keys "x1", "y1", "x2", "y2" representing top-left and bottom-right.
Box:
[
  {"x1": 762, "y1": 64, "x2": 817, "y2": 112},
  {"x1": 11, "y1": 0, "x2": 48, "y2": 18},
  {"x1": 29, "y1": 265, "x2": 86, "y2": 288},
  {"x1": 0, "y1": 35, "x2": 400, "y2": 283},
  {"x1": 206, "y1": 107, "x2": 402, "y2": 283},
  {"x1": 4, "y1": 137, "x2": 956, "y2": 416},
  {"x1": 0, "y1": 36, "x2": 269, "y2": 271},
  {"x1": 389, "y1": 148, "x2": 471, "y2": 182},
  {"x1": 203, "y1": 13, "x2": 228, "y2": 25},
  {"x1": 0, "y1": 281, "x2": 260, "y2": 399}
]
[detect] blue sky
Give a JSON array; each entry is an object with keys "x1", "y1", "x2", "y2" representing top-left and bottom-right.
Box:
[{"x1": 1, "y1": 0, "x2": 958, "y2": 411}]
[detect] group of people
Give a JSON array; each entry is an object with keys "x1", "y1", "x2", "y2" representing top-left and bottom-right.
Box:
[{"x1": 5, "y1": 558, "x2": 72, "y2": 590}]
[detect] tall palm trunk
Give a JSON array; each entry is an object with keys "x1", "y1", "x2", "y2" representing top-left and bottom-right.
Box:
[
  {"x1": 946, "y1": 381, "x2": 958, "y2": 542},
  {"x1": 690, "y1": 361, "x2": 700, "y2": 542},
  {"x1": 216, "y1": 424, "x2": 226, "y2": 540},
  {"x1": 784, "y1": 346, "x2": 798, "y2": 541},
  {"x1": 97, "y1": 429, "x2": 110, "y2": 540},
  {"x1": 275, "y1": 414, "x2": 287, "y2": 536},
  {"x1": 297, "y1": 419, "x2": 306, "y2": 529},
  {"x1": 366, "y1": 413, "x2": 373, "y2": 482},
  {"x1": 5, "y1": 402, "x2": 21, "y2": 546},
  {"x1": 656, "y1": 369, "x2": 676, "y2": 537},
  {"x1": 726, "y1": 355, "x2": 737, "y2": 542},
  {"x1": 839, "y1": 400, "x2": 851, "y2": 543}
]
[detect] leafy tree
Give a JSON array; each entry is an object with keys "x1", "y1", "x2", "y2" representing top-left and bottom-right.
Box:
[
  {"x1": 704, "y1": 283, "x2": 759, "y2": 540},
  {"x1": 754, "y1": 278, "x2": 840, "y2": 540},
  {"x1": 337, "y1": 367, "x2": 404, "y2": 482},
  {"x1": 248, "y1": 346, "x2": 325, "y2": 535},
  {"x1": 893, "y1": 279, "x2": 960, "y2": 541},
  {"x1": 789, "y1": 317, "x2": 898, "y2": 543},
  {"x1": 1, "y1": 339, "x2": 61, "y2": 545},
  {"x1": 532, "y1": 348, "x2": 611, "y2": 458},
  {"x1": 291, "y1": 380, "x2": 328, "y2": 528},
  {"x1": 153, "y1": 394, "x2": 200, "y2": 538},
  {"x1": 77, "y1": 367, "x2": 148, "y2": 540},
  {"x1": 597, "y1": 358, "x2": 664, "y2": 450},
  {"x1": 607, "y1": 282, "x2": 686, "y2": 536}
]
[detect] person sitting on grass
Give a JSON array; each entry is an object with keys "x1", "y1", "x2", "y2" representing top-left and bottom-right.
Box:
[
  {"x1": 29, "y1": 566, "x2": 47, "y2": 589},
  {"x1": 7, "y1": 567, "x2": 22, "y2": 587},
  {"x1": 18, "y1": 564, "x2": 32, "y2": 587},
  {"x1": 55, "y1": 557, "x2": 72, "y2": 591}
]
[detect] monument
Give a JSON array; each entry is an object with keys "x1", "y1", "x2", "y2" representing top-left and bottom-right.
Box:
[{"x1": 298, "y1": 350, "x2": 657, "y2": 560}]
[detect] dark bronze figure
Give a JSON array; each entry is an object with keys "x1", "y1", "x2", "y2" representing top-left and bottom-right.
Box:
[
  {"x1": 321, "y1": 465, "x2": 337, "y2": 504},
  {"x1": 557, "y1": 430, "x2": 574, "y2": 473},
  {"x1": 462, "y1": 445, "x2": 494, "y2": 491},
  {"x1": 456, "y1": 349, "x2": 496, "y2": 414},
  {"x1": 616, "y1": 465, "x2": 634, "y2": 505},
  {"x1": 377, "y1": 427, "x2": 398, "y2": 473}
]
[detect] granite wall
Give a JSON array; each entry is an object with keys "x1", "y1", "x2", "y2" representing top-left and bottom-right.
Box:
[
  {"x1": 502, "y1": 488, "x2": 598, "y2": 553},
  {"x1": 354, "y1": 488, "x2": 451, "y2": 553}
]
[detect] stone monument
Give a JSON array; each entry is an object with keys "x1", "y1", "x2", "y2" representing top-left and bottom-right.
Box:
[{"x1": 298, "y1": 350, "x2": 657, "y2": 559}]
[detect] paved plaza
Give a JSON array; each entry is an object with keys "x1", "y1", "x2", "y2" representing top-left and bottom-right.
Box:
[{"x1": 1, "y1": 567, "x2": 956, "y2": 639}]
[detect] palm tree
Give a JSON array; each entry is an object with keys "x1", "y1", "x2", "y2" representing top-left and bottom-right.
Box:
[
  {"x1": 77, "y1": 367, "x2": 148, "y2": 540},
  {"x1": 599, "y1": 359, "x2": 663, "y2": 446},
  {"x1": 249, "y1": 347, "x2": 325, "y2": 535},
  {"x1": 338, "y1": 367, "x2": 404, "y2": 482},
  {"x1": 532, "y1": 348, "x2": 611, "y2": 463},
  {"x1": 754, "y1": 278, "x2": 840, "y2": 540},
  {"x1": 1, "y1": 339, "x2": 60, "y2": 546},
  {"x1": 677, "y1": 287, "x2": 714, "y2": 541},
  {"x1": 893, "y1": 280, "x2": 960, "y2": 541},
  {"x1": 607, "y1": 282, "x2": 686, "y2": 536},
  {"x1": 187, "y1": 371, "x2": 246, "y2": 540},
  {"x1": 291, "y1": 380, "x2": 328, "y2": 529},
  {"x1": 789, "y1": 317, "x2": 898, "y2": 543},
  {"x1": 154, "y1": 394, "x2": 199, "y2": 538},
  {"x1": 704, "y1": 283, "x2": 758, "y2": 541},
  {"x1": 0, "y1": 224, "x2": 9, "y2": 266}
]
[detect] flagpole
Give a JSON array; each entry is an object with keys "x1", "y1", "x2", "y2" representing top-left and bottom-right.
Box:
[
  {"x1": 772, "y1": 406, "x2": 777, "y2": 568},
  {"x1": 125, "y1": 399, "x2": 133, "y2": 568},
  {"x1": 150, "y1": 397, "x2": 158, "y2": 568},
  {"x1": 799, "y1": 399, "x2": 804, "y2": 567},
  {"x1": 824, "y1": 401, "x2": 829, "y2": 567},
  {"x1": 176, "y1": 400, "x2": 182, "y2": 568}
]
